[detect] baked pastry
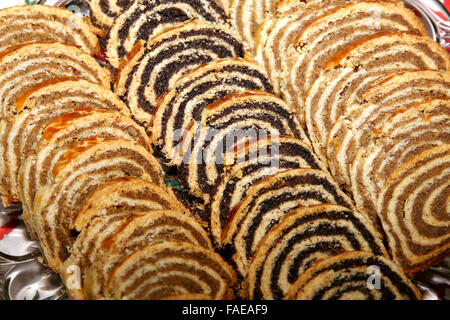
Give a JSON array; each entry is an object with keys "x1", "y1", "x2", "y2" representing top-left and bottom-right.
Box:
[
  {"x1": 0, "y1": 5, "x2": 99, "y2": 55},
  {"x1": 253, "y1": 0, "x2": 352, "y2": 95},
  {"x1": 29, "y1": 137, "x2": 163, "y2": 272},
  {"x1": 274, "y1": 0, "x2": 300, "y2": 13},
  {"x1": 246, "y1": 204, "x2": 387, "y2": 300},
  {"x1": 327, "y1": 70, "x2": 450, "y2": 188},
  {"x1": 350, "y1": 98, "x2": 450, "y2": 230},
  {"x1": 0, "y1": 42, "x2": 111, "y2": 116},
  {"x1": 13, "y1": 78, "x2": 129, "y2": 115},
  {"x1": 305, "y1": 32, "x2": 450, "y2": 163},
  {"x1": 106, "y1": 0, "x2": 229, "y2": 68},
  {"x1": 214, "y1": 0, "x2": 231, "y2": 14},
  {"x1": 17, "y1": 107, "x2": 152, "y2": 229},
  {"x1": 377, "y1": 144, "x2": 450, "y2": 275},
  {"x1": 0, "y1": 79, "x2": 129, "y2": 206},
  {"x1": 221, "y1": 168, "x2": 355, "y2": 276},
  {"x1": 229, "y1": 0, "x2": 278, "y2": 51},
  {"x1": 84, "y1": 0, "x2": 131, "y2": 36},
  {"x1": 152, "y1": 57, "x2": 274, "y2": 166},
  {"x1": 289, "y1": 1, "x2": 428, "y2": 126},
  {"x1": 178, "y1": 90, "x2": 307, "y2": 206},
  {"x1": 210, "y1": 135, "x2": 325, "y2": 244},
  {"x1": 284, "y1": 251, "x2": 421, "y2": 300},
  {"x1": 63, "y1": 209, "x2": 213, "y2": 299},
  {"x1": 99, "y1": 242, "x2": 236, "y2": 299},
  {"x1": 114, "y1": 21, "x2": 244, "y2": 126},
  {"x1": 72, "y1": 176, "x2": 188, "y2": 231}
]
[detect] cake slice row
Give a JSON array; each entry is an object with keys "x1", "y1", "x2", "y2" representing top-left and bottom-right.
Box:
[
  {"x1": 306, "y1": 33, "x2": 450, "y2": 164},
  {"x1": 0, "y1": 5, "x2": 99, "y2": 55},
  {"x1": 0, "y1": 42, "x2": 111, "y2": 116},
  {"x1": 105, "y1": 0, "x2": 230, "y2": 68},
  {"x1": 289, "y1": 2, "x2": 450, "y2": 276},
  {"x1": 115, "y1": 21, "x2": 245, "y2": 126},
  {"x1": 61, "y1": 177, "x2": 236, "y2": 300},
  {"x1": 0, "y1": 4, "x2": 240, "y2": 301},
  {"x1": 0, "y1": 79, "x2": 129, "y2": 206}
]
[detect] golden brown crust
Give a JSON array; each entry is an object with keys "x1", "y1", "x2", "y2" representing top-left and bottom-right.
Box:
[{"x1": 0, "y1": 5, "x2": 100, "y2": 55}]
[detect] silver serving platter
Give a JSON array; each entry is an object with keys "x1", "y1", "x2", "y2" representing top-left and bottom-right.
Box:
[{"x1": 0, "y1": 0, "x2": 449, "y2": 300}]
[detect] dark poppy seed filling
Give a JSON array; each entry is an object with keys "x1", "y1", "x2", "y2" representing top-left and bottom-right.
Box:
[
  {"x1": 222, "y1": 168, "x2": 355, "y2": 276},
  {"x1": 209, "y1": 136, "x2": 324, "y2": 244},
  {"x1": 85, "y1": 0, "x2": 131, "y2": 34},
  {"x1": 191, "y1": 118, "x2": 291, "y2": 195},
  {"x1": 177, "y1": 91, "x2": 307, "y2": 207},
  {"x1": 106, "y1": 0, "x2": 229, "y2": 67},
  {"x1": 152, "y1": 58, "x2": 273, "y2": 166},
  {"x1": 205, "y1": 101, "x2": 301, "y2": 136},
  {"x1": 285, "y1": 252, "x2": 421, "y2": 300},
  {"x1": 246, "y1": 205, "x2": 387, "y2": 299},
  {"x1": 98, "y1": 0, "x2": 121, "y2": 18},
  {"x1": 116, "y1": 8, "x2": 192, "y2": 59},
  {"x1": 242, "y1": 175, "x2": 352, "y2": 257},
  {"x1": 29, "y1": 137, "x2": 163, "y2": 273},
  {"x1": 115, "y1": 21, "x2": 244, "y2": 125}
]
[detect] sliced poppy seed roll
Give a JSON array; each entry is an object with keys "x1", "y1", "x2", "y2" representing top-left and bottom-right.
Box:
[
  {"x1": 152, "y1": 57, "x2": 273, "y2": 166},
  {"x1": 285, "y1": 251, "x2": 421, "y2": 300},
  {"x1": 18, "y1": 107, "x2": 153, "y2": 236},
  {"x1": 29, "y1": 137, "x2": 163, "y2": 272},
  {"x1": 222, "y1": 168, "x2": 355, "y2": 276},
  {"x1": 210, "y1": 135, "x2": 325, "y2": 244},
  {"x1": 103, "y1": 241, "x2": 236, "y2": 299},
  {"x1": 289, "y1": 1, "x2": 428, "y2": 127},
  {"x1": 71, "y1": 176, "x2": 189, "y2": 231},
  {"x1": 306, "y1": 32, "x2": 450, "y2": 163},
  {"x1": 377, "y1": 144, "x2": 450, "y2": 276},
  {"x1": 114, "y1": 21, "x2": 244, "y2": 126},
  {"x1": 326, "y1": 70, "x2": 450, "y2": 188},
  {"x1": 84, "y1": 0, "x2": 131, "y2": 36},
  {"x1": 178, "y1": 90, "x2": 307, "y2": 206},
  {"x1": 62, "y1": 209, "x2": 212, "y2": 300},
  {"x1": 0, "y1": 5, "x2": 99, "y2": 55},
  {"x1": 0, "y1": 79, "x2": 129, "y2": 207},
  {"x1": 0, "y1": 42, "x2": 111, "y2": 116},
  {"x1": 350, "y1": 98, "x2": 450, "y2": 230},
  {"x1": 246, "y1": 204, "x2": 387, "y2": 300},
  {"x1": 106, "y1": 0, "x2": 229, "y2": 68}
]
